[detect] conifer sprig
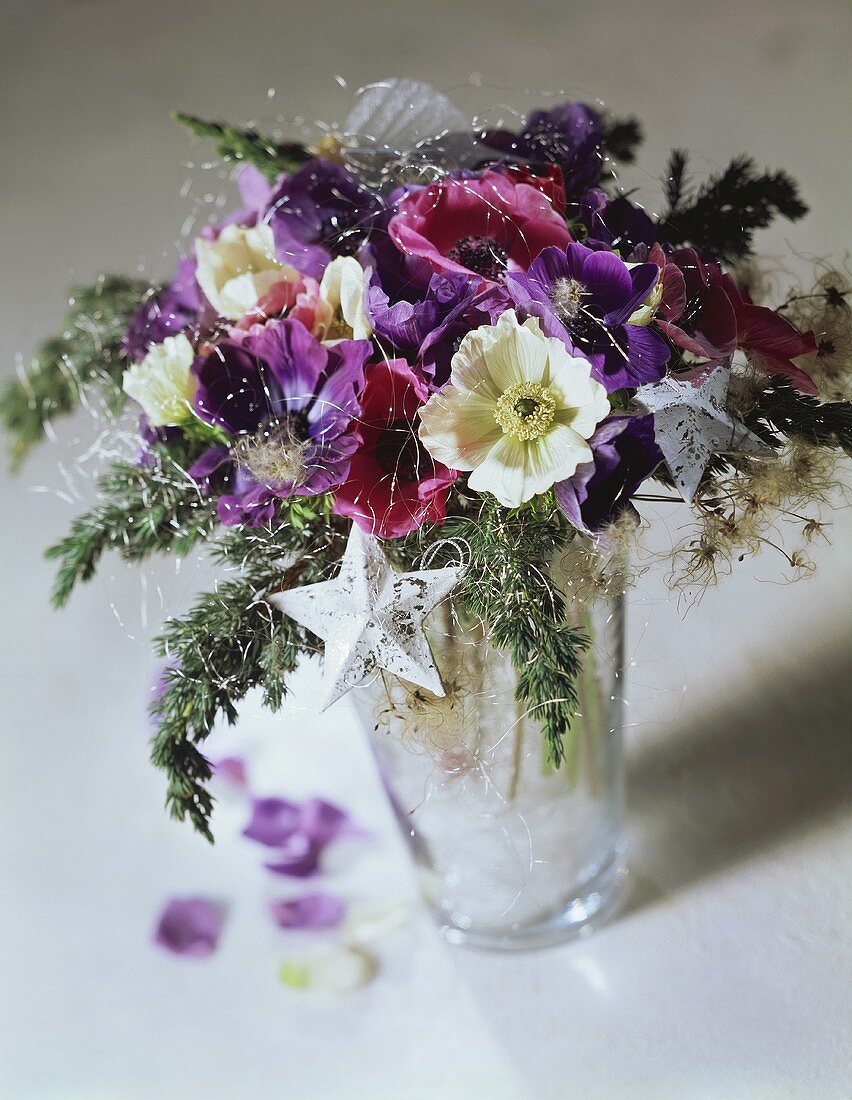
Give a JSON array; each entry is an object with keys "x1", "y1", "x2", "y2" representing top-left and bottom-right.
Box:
[
  {"x1": 604, "y1": 116, "x2": 643, "y2": 165},
  {"x1": 44, "y1": 443, "x2": 218, "y2": 608},
  {"x1": 150, "y1": 579, "x2": 304, "y2": 840},
  {"x1": 659, "y1": 152, "x2": 808, "y2": 260},
  {"x1": 1, "y1": 276, "x2": 151, "y2": 469},
  {"x1": 432, "y1": 497, "x2": 590, "y2": 768},
  {"x1": 173, "y1": 112, "x2": 311, "y2": 180},
  {"x1": 747, "y1": 380, "x2": 852, "y2": 455}
]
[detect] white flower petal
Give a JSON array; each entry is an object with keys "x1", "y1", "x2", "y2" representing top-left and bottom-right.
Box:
[
  {"x1": 279, "y1": 946, "x2": 377, "y2": 993},
  {"x1": 319, "y1": 256, "x2": 372, "y2": 341},
  {"x1": 195, "y1": 223, "x2": 285, "y2": 321},
  {"x1": 467, "y1": 434, "x2": 532, "y2": 507},
  {"x1": 531, "y1": 423, "x2": 593, "y2": 483},
  {"x1": 342, "y1": 902, "x2": 412, "y2": 948},
  {"x1": 482, "y1": 313, "x2": 549, "y2": 392},
  {"x1": 419, "y1": 388, "x2": 502, "y2": 470},
  {"x1": 122, "y1": 333, "x2": 197, "y2": 426}
]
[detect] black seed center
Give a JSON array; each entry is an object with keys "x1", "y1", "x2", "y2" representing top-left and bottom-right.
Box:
[{"x1": 446, "y1": 235, "x2": 508, "y2": 280}]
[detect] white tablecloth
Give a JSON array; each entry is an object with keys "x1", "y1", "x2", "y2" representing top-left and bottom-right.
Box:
[{"x1": 1, "y1": 1, "x2": 851, "y2": 1096}]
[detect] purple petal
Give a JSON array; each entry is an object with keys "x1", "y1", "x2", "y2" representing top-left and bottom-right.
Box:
[
  {"x1": 193, "y1": 342, "x2": 271, "y2": 435},
  {"x1": 310, "y1": 339, "x2": 371, "y2": 437},
  {"x1": 578, "y1": 250, "x2": 633, "y2": 315},
  {"x1": 243, "y1": 797, "x2": 301, "y2": 847},
  {"x1": 265, "y1": 835, "x2": 324, "y2": 878},
  {"x1": 212, "y1": 756, "x2": 247, "y2": 788},
  {"x1": 299, "y1": 798, "x2": 352, "y2": 845},
  {"x1": 154, "y1": 898, "x2": 225, "y2": 958},
  {"x1": 268, "y1": 893, "x2": 347, "y2": 930},
  {"x1": 603, "y1": 262, "x2": 660, "y2": 325},
  {"x1": 242, "y1": 318, "x2": 328, "y2": 414},
  {"x1": 556, "y1": 414, "x2": 662, "y2": 534}
]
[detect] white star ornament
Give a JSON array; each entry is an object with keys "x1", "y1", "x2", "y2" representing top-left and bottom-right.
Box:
[
  {"x1": 636, "y1": 362, "x2": 774, "y2": 503},
  {"x1": 269, "y1": 525, "x2": 462, "y2": 711}
]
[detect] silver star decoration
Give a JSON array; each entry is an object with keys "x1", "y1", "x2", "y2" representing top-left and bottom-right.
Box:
[
  {"x1": 269, "y1": 525, "x2": 462, "y2": 711},
  {"x1": 637, "y1": 362, "x2": 774, "y2": 503}
]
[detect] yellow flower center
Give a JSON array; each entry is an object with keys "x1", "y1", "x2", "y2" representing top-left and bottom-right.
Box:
[{"x1": 494, "y1": 381, "x2": 556, "y2": 441}]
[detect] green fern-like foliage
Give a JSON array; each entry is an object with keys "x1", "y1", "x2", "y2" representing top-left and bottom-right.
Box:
[
  {"x1": 173, "y1": 112, "x2": 311, "y2": 180},
  {"x1": 1, "y1": 276, "x2": 152, "y2": 469}
]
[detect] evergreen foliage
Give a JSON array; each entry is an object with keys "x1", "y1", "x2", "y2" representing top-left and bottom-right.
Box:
[
  {"x1": 1, "y1": 276, "x2": 151, "y2": 468},
  {"x1": 173, "y1": 112, "x2": 312, "y2": 180},
  {"x1": 659, "y1": 152, "x2": 808, "y2": 260}
]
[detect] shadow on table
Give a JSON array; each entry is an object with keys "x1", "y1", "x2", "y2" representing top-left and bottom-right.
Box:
[{"x1": 624, "y1": 624, "x2": 852, "y2": 914}]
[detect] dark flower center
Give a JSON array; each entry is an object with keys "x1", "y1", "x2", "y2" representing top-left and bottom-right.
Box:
[
  {"x1": 374, "y1": 418, "x2": 433, "y2": 483},
  {"x1": 447, "y1": 235, "x2": 508, "y2": 280}
]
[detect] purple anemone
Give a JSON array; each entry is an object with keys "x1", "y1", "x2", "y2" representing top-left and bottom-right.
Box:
[
  {"x1": 480, "y1": 102, "x2": 605, "y2": 194},
  {"x1": 265, "y1": 160, "x2": 384, "y2": 278},
  {"x1": 555, "y1": 414, "x2": 662, "y2": 534},
  {"x1": 505, "y1": 243, "x2": 670, "y2": 391},
  {"x1": 192, "y1": 318, "x2": 371, "y2": 526},
  {"x1": 367, "y1": 269, "x2": 503, "y2": 389},
  {"x1": 579, "y1": 188, "x2": 658, "y2": 254}
]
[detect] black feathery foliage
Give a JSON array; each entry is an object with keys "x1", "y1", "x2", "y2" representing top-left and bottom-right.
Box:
[
  {"x1": 604, "y1": 116, "x2": 644, "y2": 164},
  {"x1": 658, "y1": 152, "x2": 808, "y2": 260},
  {"x1": 747, "y1": 380, "x2": 852, "y2": 455}
]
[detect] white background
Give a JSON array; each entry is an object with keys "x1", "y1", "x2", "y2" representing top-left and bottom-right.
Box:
[{"x1": 1, "y1": 1, "x2": 851, "y2": 1097}]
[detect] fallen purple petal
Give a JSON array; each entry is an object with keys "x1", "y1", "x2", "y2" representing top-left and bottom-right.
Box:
[
  {"x1": 153, "y1": 897, "x2": 225, "y2": 958},
  {"x1": 268, "y1": 893, "x2": 347, "y2": 930},
  {"x1": 243, "y1": 797, "x2": 301, "y2": 847},
  {"x1": 298, "y1": 798, "x2": 353, "y2": 845},
  {"x1": 212, "y1": 756, "x2": 248, "y2": 789},
  {"x1": 265, "y1": 835, "x2": 323, "y2": 877}
]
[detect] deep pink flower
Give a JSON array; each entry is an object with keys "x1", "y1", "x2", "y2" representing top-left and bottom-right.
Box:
[
  {"x1": 388, "y1": 170, "x2": 572, "y2": 283},
  {"x1": 333, "y1": 358, "x2": 457, "y2": 538},
  {"x1": 721, "y1": 276, "x2": 818, "y2": 394},
  {"x1": 659, "y1": 248, "x2": 816, "y2": 392}
]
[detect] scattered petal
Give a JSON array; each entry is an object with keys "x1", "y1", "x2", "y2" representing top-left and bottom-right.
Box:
[
  {"x1": 265, "y1": 835, "x2": 323, "y2": 877},
  {"x1": 243, "y1": 797, "x2": 301, "y2": 847},
  {"x1": 269, "y1": 893, "x2": 347, "y2": 930},
  {"x1": 212, "y1": 756, "x2": 248, "y2": 789},
  {"x1": 153, "y1": 898, "x2": 225, "y2": 958},
  {"x1": 279, "y1": 946, "x2": 377, "y2": 992},
  {"x1": 298, "y1": 798, "x2": 352, "y2": 845},
  {"x1": 343, "y1": 902, "x2": 413, "y2": 947}
]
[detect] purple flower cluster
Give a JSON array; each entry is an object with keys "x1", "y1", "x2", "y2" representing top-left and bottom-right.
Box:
[{"x1": 122, "y1": 93, "x2": 817, "y2": 538}]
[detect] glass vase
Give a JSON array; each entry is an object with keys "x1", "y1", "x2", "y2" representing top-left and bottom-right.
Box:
[{"x1": 351, "y1": 578, "x2": 628, "y2": 952}]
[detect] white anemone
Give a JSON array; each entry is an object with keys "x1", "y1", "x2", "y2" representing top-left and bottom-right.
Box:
[
  {"x1": 318, "y1": 256, "x2": 372, "y2": 342},
  {"x1": 122, "y1": 333, "x2": 197, "y2": 427},
  {"x1": 195, "y1": 223, "x2": 291, "y2": 321},
  {"x1": 418, "y1": 309, "x2": 610, "y2": 508}
]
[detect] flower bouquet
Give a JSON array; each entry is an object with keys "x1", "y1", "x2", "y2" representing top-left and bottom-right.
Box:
[{"x1": 5, "y1": 79, "x2": 851, "y2": 949}]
